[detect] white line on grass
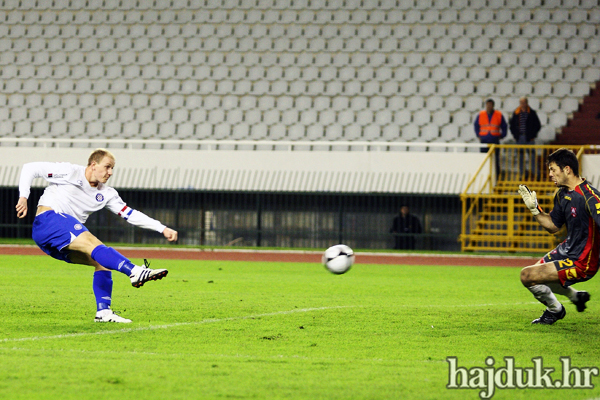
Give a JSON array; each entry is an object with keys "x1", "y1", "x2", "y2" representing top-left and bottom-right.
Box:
[
  {"x1": 0, "y1": 301, "x2": 541, "y2": 344},
  {"x1": 0, "y1": 306, "x2": 354, "y2": 344},
  {"x1": 431, "y1": 301, "x2": 539, "y2": 308}
]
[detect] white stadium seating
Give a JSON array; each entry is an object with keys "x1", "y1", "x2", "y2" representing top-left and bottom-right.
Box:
[{"x1": 0, "y1": 4, "x2": 597, "y2": 145}]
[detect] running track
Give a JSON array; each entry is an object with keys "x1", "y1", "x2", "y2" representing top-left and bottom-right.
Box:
[{"x1": 0, "y1": 245, "x2": 537, "y2": 267}]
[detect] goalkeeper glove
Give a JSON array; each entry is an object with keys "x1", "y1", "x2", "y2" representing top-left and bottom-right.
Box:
[{"x1": 518, "y1": 185, "x2": 542, "y2": 216}]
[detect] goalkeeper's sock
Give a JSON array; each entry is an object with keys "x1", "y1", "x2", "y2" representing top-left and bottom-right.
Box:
[
  {"x1": 90, "y1": 245, "x2": 135, "y2": 276},
  {"x1": 93, "y1": 270, "x2": 113, "y2": 311},
  {"x1": 528, "y1": 284, "x2": 562, "y2": 312},
  {"x1": 547, "y1": 282, "x2": 579, "y2": 303}
]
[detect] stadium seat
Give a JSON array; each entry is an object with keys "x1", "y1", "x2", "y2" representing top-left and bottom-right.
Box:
[
  {"x1": 452, "y1": 110, "x2": 472, "y2": 126},
  {"x1": 455, "y1": 81, "x2": 475, "y2": 96},
  {"x1": 583, "y1": 67, "x2": 600, "y2": 82},
  {"x1": 230, "y1": 123, "x2": 249, "y2": 140},
  {"x1": 549, "y1": 112, "x2": 568, "y2": 128},
  {"x1": 344, "y1": 125, "x2": 362, "y2": 141},
  {"x1": 413, "y1": 110, "x2": 431, "y2": 126},
  {"x1": 534, "y1": 82, "x2": 552, "y2": 96},
  {"x1": 444, "y1": 96, "x2": 463, "y2": 112},
  {"x1": 430, "y1": 67, "x2": 448, "y2": 82},
  {"x1": 432, "y1": 111, "x2": 450, "y2": 126},
  {"x1": 560, "y1": 98, "x2": 580, "y2": 113},
  {"x1": 421, "y1": 124, "x2": 440, "y2": 141},
  {"x1": 440, "y1": 124, "x2": 459, "y2": 141},
  {"x1": 268, "y1": 124, "x2": 286, "y2": 140},
  {"x1": 437, "y1": 82, "x2": 455, "y2": 96},
  {"x1": 488, "y1": 67, "x2": 506, "y2": 82},
  {"x1": 541, "y1": 98, "x2": 560, "y2": 113},
  {"x1": 572, "y1": 83, "x2": 591, "y2": 97},
  {"x1": 419, "y1": 81, "x2": 436, "y2": 96},
  {"x1": 392, "y1": 109, "x2": 410, "y2": 126},
  {"x1": 496, "y1": 82, "x2": 514, "y2": 96},
  {"x1": 426, "y1": 96, "x2": 444, "y2": 111},
  {"x1": 553, "y1": 82, "x2": 572, "y2": 97},
  {"x1": 0, "y1": 1, "x2": 594, "y2": 148},
  {"x1": 401, "y1": 124, "x2": 420, "y2": 142}
]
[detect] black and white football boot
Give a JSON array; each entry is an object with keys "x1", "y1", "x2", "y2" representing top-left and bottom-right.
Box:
[
  {"x1": 531, "y1": 305, "x2": 566, "y2": 325},
  {"x1": 130, "y1": 259, "x2": 168, "y2": 288}
]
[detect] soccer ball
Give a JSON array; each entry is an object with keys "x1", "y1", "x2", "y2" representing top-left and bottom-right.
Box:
[{"x1": 322, "y1": 244, "x2": 355, "y2": 275}]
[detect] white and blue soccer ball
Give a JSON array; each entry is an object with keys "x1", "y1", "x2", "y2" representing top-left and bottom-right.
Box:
[{"x1": 322, "y1": 244, "x2": 355, "y2": 275}]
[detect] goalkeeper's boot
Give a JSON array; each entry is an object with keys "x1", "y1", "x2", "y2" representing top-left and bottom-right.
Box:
[
  {"x1": 95, "y1": 309, "x2": 132, "y2": 323},
  {"x1": 531, "y1": 305, "x2": 566, "y2": 325},
  {"x1": 130, "y1": 259, "x2": 168, "y2": 288},
  {"x1": 573, "y1": 291, "x2": 590, "y2": 312}
]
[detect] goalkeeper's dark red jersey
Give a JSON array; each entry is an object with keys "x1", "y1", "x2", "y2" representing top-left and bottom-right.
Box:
[{"x1": 545, "y1": 179, "x2": 600, "y2": 278}]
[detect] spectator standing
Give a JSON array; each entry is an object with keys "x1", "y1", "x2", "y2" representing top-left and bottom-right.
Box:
[
  {"x1": 474, "y1": 99, "x2": 508, "y2": 176},
  {"x1": 510, "y1": 97, "x2": 542, "y2": 180},
  {"x1": 390, "y1": 205, "x2": 422, "y2": 250}
]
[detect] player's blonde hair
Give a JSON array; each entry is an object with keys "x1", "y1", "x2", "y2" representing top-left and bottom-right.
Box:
[{"x1": 88, "y1": 148, "x2": 115, "y2": 166}]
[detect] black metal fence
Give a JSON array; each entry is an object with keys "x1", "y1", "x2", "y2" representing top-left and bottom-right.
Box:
[{"x1": 2, "y1": 187, "x2": 461, "y2": 251}]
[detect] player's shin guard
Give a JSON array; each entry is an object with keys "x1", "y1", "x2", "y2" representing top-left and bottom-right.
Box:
[
  {"x1": 90, "y1": 245, "x2": 135, "y2": 276},
  {"x1": 93, "y1": 270, "x2": 113, "y2": 311},
  {"x1": 528, "y1": 284, "x2": 562, "y2": 312}
]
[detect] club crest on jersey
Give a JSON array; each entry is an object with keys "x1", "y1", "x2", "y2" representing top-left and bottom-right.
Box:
[
  {"x1": 96, "y1": 193, "x2": 104, "y2": 202},
  {"x1": 74, "y1": 224, "x2": 83, "y2": 231},
  {"x1": 571, "y1": 207, "x2": 577, "y2": 218}
]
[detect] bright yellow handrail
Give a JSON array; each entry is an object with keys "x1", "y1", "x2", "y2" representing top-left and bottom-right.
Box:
[
  {"x1": 460, "y1": 144, "x2": 591, "y2": 252},
  {"x1": 461, "y1": 145, "x2": 494, "y2": 196}
]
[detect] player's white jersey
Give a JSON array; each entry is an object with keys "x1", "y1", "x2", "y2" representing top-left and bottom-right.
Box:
[{"x1": 19, "y1": 162, "x2": 165, "y2": 232}]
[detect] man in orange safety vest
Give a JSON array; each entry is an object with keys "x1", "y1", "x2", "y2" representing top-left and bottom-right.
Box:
[{"x1": 474, "y1": 98, "x2": 507, "y2": 176}]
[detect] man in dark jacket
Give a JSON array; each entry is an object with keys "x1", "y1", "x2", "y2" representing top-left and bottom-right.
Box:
[
  {"x1": 390, "y1": 205, "x2": 422, "y2": 250},
  {"x1": 510, "y1": 97, "x2": 542, "y2": 179}
]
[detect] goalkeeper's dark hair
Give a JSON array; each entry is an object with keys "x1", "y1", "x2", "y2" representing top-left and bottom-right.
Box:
[{"x1": 547, "y1": 148, "x2": 579, "y2": 176}]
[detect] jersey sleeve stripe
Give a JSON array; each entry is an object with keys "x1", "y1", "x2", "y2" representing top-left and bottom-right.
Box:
[
  {"x1": 118, "y1": 205, "x2": 133, "y2": 220},
  {"x1": 585, "y1": 184, "x2": 600, "y2": 203}
]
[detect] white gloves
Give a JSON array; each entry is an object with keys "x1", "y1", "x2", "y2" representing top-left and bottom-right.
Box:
[{"x1": 518, "y1": 185, "x2": 541, "y2": 216}]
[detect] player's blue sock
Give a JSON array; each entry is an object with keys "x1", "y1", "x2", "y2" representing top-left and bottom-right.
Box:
[
  {"x1": 91, "y1": 245, "x2": 135, "y2": 276},
  {"x1": 93, "y1": 270, "x2": 113, "y2": 311}
]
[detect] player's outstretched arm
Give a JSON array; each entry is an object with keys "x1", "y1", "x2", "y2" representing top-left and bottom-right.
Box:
[
  {"x1": 533, "y1": 212, "x2": 560, "y2": 234},
  {"x1": 518, "y1": 185, "x2": 559, "y2": 234},
  {"x1": 15, "y1": 196, "x2": 28, "y2": 218},
  {"x1": 163, "y1": 227, "x2": 178, "y2": 242}
]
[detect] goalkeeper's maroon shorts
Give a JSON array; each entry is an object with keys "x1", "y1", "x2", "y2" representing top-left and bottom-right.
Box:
[{"x1": 539, "y1": 253, "x2": 597, "y2": 287}]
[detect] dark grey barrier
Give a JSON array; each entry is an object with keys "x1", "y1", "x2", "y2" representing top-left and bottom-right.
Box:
[{"x1": 2, "y1": 188, "x2": 460, "y2": 251}]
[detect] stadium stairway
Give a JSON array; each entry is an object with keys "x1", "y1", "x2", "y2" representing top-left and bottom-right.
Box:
[
  {"x1": 460, "y1": 146, "x2": 571, "y2": 253},
  {"x1": 554, "y1": 81, "x2": 600, "y2": 145},
  {"x1": 463, "y1": 180, "x2": 560, "y2": 252}
]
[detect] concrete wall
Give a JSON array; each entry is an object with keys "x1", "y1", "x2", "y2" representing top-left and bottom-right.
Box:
[{"x1": 0, "y1": 141, "x2": 488, "y2": 194}]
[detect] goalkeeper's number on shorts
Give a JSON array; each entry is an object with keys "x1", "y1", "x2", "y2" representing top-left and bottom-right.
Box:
[{"x1": 518, "y1": 184, "x2": 543, "y2": 216}]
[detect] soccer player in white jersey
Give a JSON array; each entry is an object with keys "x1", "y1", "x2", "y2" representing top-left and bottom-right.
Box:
[{"x1": 15, "y1": 148, "x2": 178, "y2": 323}]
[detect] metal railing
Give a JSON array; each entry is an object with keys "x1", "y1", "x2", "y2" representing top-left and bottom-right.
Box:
[
  {"x1": 1, "y1": 187, "x2": 463, "y2": 251},
  {"x1": 0, "y1": 137, "x2": 485, "y2": 151},
  {"x1": 460, "y1": 145, "x2": 589, "y2": 252}
]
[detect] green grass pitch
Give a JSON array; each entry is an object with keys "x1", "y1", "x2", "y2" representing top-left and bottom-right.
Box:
[{"x1": 0, "y1": 255, "x2": 599, "y2": 400}]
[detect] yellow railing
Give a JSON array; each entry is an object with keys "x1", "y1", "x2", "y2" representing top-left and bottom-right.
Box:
[{"x1": 460, "y1": 145, "x2": 589, "y2": 252}]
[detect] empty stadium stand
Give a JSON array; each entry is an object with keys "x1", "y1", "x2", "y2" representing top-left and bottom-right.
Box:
[
  {"x1": 555, "y1": 81, "x2": 600, "y2": 144},
  {"x1": 0, "y1": 0, "x2": 598, "y2": 147}
]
